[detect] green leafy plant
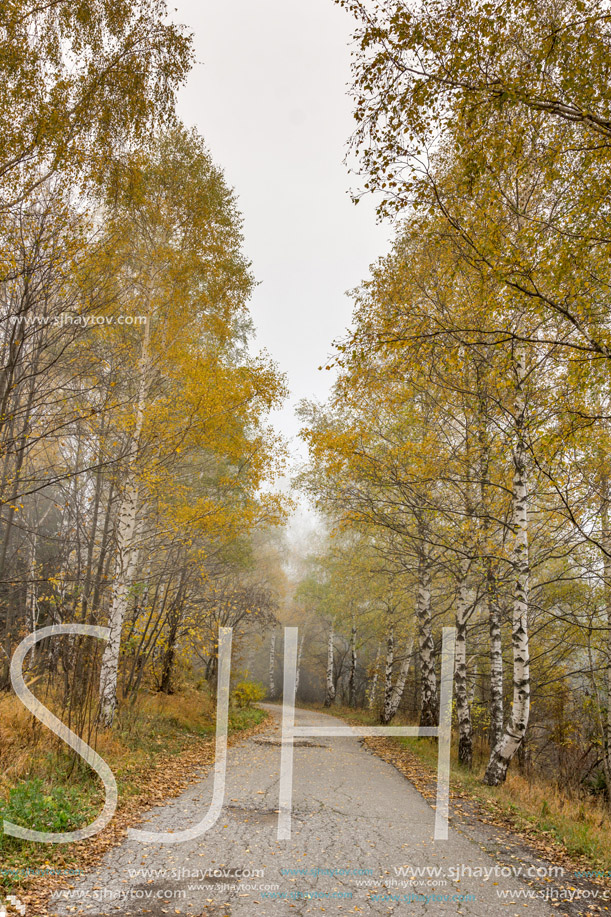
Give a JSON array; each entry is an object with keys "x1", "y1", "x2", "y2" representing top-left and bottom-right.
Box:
[
  {"x1": 232, "y1": 681, "x2": 265, "y2": 709},
  {"x1": 0, "y1": 778, "x2": 94, "y2": 843}
]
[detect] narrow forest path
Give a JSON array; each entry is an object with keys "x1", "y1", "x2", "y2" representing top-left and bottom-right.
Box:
[{"x1": 47, "y1": 706, "x2": 558, "y2": 917}]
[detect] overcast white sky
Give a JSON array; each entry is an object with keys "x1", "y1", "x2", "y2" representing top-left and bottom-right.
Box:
[{"x1": 174, "y1": 0, "x2": 390, "y2": 467}]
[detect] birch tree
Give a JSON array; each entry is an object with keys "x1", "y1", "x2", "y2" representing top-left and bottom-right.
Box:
[
  {"x1": 454, "y1": 564, "x2": 474, "y2": 767},
  {"x1": 367, "y1": 644, "x2": 381, "y2": 710},
  {"x1": 268, "y1": 631, "x2": 277, "y2": 700},
  {"x1": 0, "y1": 0, "x2": 192, "y2": 208},
  {"x1": 348, "y1": 614, "x2": 357, "y2": 707},
  {"x1": 295, "y1": 632, "x2": 305, "y2": 698},
  {"x1": 381, "y1": 635, "x2": 413, "y2": 725},
  {"x1": 98, "y1": 322, "x2": 150, "y2": 724},
  {"x1": 324, "y1": 620, "x2": 336, "y2": 707},
  {"x1": 484, "y1": 345, "x2": 531, "y2": 783}
]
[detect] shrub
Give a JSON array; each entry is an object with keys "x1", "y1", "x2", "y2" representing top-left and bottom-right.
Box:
[{"x1": 232, "y1": 681, "x2": 265, "y2": 709}]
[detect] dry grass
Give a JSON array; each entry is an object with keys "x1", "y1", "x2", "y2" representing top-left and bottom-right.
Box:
[
  {"x1": 487, "y1": 767, "x2": 611, "y2": 867},
  {"x1": 0, "y1": 684, "x2": 214, "y2": 800}
]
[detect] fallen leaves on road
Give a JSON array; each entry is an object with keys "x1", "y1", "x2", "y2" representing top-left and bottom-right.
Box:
[{"x1": 19, "y1": 712, "x2": 271, "y2": 917}]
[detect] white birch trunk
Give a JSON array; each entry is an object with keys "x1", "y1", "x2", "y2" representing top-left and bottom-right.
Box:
[
  {"x1": 455, "y1": 567, "x2": 473, "y2": 767},
  {"x1": 323, "y1": 621, "x2": 335, "y2": 707},
  {"x1": 381, "y1": 628, "x2": 395, "y2": 723},
  {"x1": 98, "y1": 477, "x2": 141, "y2": 725},
  {"x1": 488, "y1": 588, "x2": 505, "y2": 750},
  {"x1": 98, "y1": 322, "x2": 150, "y2": 727},
  {"x1": 268, "y1": 631, "x2": 276, "y2": 699},
  {"x1": 27, "y1": 532, "x2": 38, "y2": 664},
  {"x1": 367, "y1": 644, "x2": 381, "y2": 710},
  {"x1": 478, "y1": 400, "x2": 504, "y2": 748},
  {"x1": 599, "y1": 474, "x2": 611, "y2": 805},
  {"x1": 417, "y1": 548, "x2": 438, "y2": 727},
  {"x1": 385, "y1": 638, "x2": 414, "y2": 724},
  {"x1": 245, "y1": 640, "x2": 256, "y2": 677},
  {"x1": 295, "y1": 632, "x2": 305, "y2": 697},
  {"x1": 348, "y1": 615, "x2": 357, "y2": 707},
  {"x1": 484, "y1": 346, "x2": 530, "y2": 785}
]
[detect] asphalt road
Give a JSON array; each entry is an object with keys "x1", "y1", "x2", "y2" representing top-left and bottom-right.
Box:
[{"x1": 48, "y1": 705, "x2": 555, "y2": 917}]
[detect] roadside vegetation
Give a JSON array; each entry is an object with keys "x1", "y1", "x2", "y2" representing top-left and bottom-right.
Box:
[{"x1": 0, "y1": 681, "x2": 266, "y2": 895}]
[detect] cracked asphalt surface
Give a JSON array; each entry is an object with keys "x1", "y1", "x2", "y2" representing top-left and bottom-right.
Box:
[{"x1": 48, "y1": 705, "x2": 556, "y2": 916}]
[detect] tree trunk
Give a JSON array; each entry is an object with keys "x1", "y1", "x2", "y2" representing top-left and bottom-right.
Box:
[
  {"x1": 476, "y1": 372, "x2": 504, "y2": 750},
  {"x1": 488, "y1": 579, "x2": 504, "y2": 751},
  {"x1": 98, "y1": 321, "x2": 150, "y2": 727},
  {"x1": 0, "y1": 369, "x2": 37, "y2": 688},
  {"x1": 245, "y1": 639, "x2": 256, "y2": 678},
  {"x1": 159, "y1": 610, "x2": 180, "y2": 695},
  {"x1": 295, "y1": 632, "x2": 305, "y2": 698},
  {"x1": 416, "y1": 548, "x2": 438, "y2": 727},
  {"x1": 206, "y1": 653, "x2": 217, "y2": 684},
  {"x1": 348, "y1": 615, "x2": 357, "y2": 707},
  {"x1": 160, "y1": 642, "x2": 176, "y2": 695},
  {"x1": 381, "y1": 628, "x2": 395, "y2": 723},
  {"x1": 98, "y1": 475, "x2": 141, "y2": 725},
  {"x1": 26, "y1": 530, "x2": 39, "y2": 666},
  {"x1": 382, "y1": 638, "x2": 414, "y2": 725},
  {"x1": 468, "y1": 661, "x2": 477, "y2": 706},
  {"x1": 600, "y1": 473, "x2": 611, "y2": 806},
  {"x1": 455, "y1": 565, "x2": 473, "y2": 767},
  {"x1": 268, "y1": 631, "x2": 276, "y2": 699},
  {"x1": 485, "y1": 346, "x2": 530, "y2": 785},
  {"x1": 82, "y1": 418, "x2": 108, "y2": 617},
  {"x1": 323, "y1": 621, "x2": 335, "y2": 707},
  {"x1": 367, "y1": 644, "x2": 381, "y2": 710}
]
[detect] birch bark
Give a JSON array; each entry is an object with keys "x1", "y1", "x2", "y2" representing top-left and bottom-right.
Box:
[
  {"x1": 381, "y1": 628, "x2": 395, "y2": 723},
  {"x1": 323, "y1": 621, "x2": 336, "y2": 707},
  {"x1": 268, "y1": 631, "x2": 276, "y2": 699},
  {"x1": 476, "y1": 376, "x2": 504, "y2": 749},
  {"x1": 367, "y1": 643, "x2": 381, "y2": 710},
  {"x1": 417, "y1": 547, "x2": 438, "y2": 727},
  {"x1": 348, "y1": 615, "x2": 357, "y2": 707},
  {"x1": 599, "y1": 473, "x2": 611, "y2": 805},
  {"x1": 295, "y1": 632, "x2": 305, "y2": 697},
  {"x1": 488, "y1": 585, "x2": 505, "y2": 750},
  {"x1": 455, "y1": 565, "x2": 473, "y2": 767},
  {"x1": 484, "y1": 345, "x2": 531, "y2": 785},
  {"x1": 382, "y1": 638, "x2": 414, "y2": 724},
  {"x1": 98, "y1": 321, "x2": 150, "y2": 726}
]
